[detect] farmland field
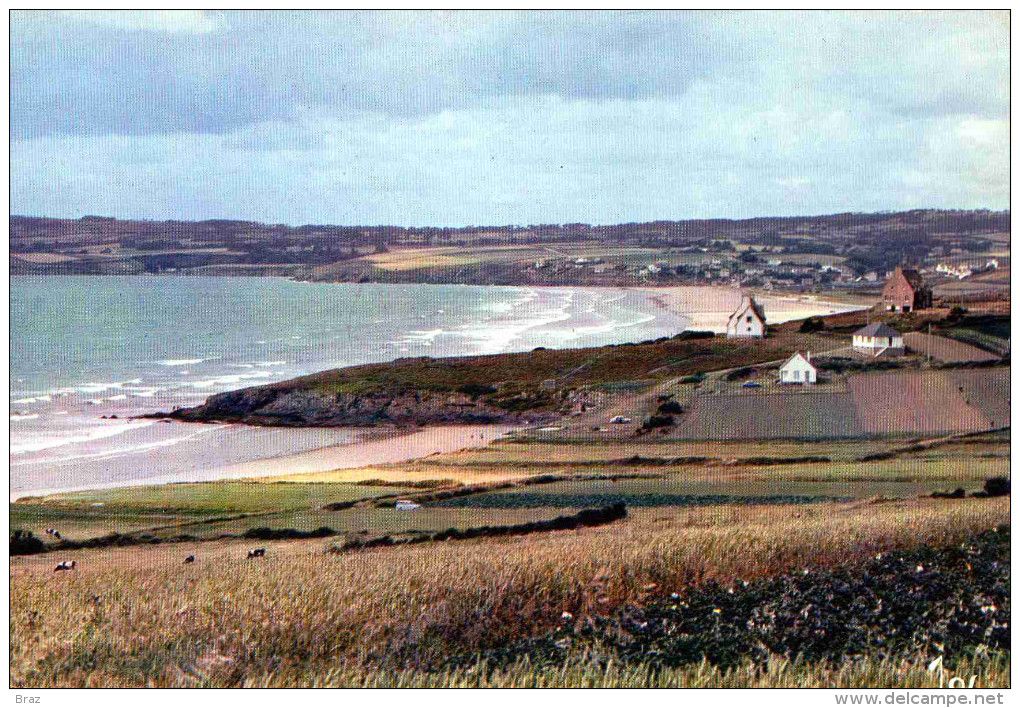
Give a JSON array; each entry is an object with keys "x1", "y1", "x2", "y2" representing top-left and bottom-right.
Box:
[
  {"x1": 680, "y1": 391, "x2": 860, "y2": 439},
  {"x1": 676, "y1": 368, "x2": 1009, "y2": 439},
  {"x1": 902, "y1": 332, "x2": 998, "y2": 363},
  {"x1": 849, "y1": 369, "x2": 1010, "y2": 435},
  {"x1": 17, "y1": 481, "x2": 403, "y2": 515},
  {"x1": 10, "y1": 495, "x2": 1009, "y2": 687}
]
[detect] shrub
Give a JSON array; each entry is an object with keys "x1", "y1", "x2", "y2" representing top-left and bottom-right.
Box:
[
  {"x1": 657, "y1": 401, "x2": 684, "y2": 415},
  {"x1": 725, "y1": 366, "x2": 755, "y2": 382},
  {"x1": 10, "y1": 530, "x2": 45, "y2": 556},
  {"x1": 641, "y1": 414, "x2": 675, "y2": 429},
  {"x1": 679, "y1": 373, "x2": 707, "y2": 384},
  {"x1": 799, "y1": 317, "x2": 825, "y2": 333},
  {"x1": 984, "y1": 477, "x2": 1010, "y2": 497},
  {"x1": 243, "y1": 526, "x2": 336, "y2": 540},
  {"x1": 673, "y1": 330, "x2": 715, "y2": 340},
  {"x1": 457, "y1": 383, "x2": 499, "y2": 398}
]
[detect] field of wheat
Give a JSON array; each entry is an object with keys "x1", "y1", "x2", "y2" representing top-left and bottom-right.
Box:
[{"x1": 10, "y1": 496, "x2": 1008, "y2": 687}]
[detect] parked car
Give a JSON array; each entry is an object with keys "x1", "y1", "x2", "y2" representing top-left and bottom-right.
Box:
[
  {"x1": 609, "y1": 415, "x2": 631, "y2": 424},
  {"x1": 741, "y1": 381, "x2": 762, "y2": 388}
]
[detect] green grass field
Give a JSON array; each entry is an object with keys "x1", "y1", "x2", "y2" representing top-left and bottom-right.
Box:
[
  {"x1": 17, "y1": 481, "x2": 403, "y2": 515},
  {"x1": 12, "y1": 435, "x2": 1006, "y2": 549}
]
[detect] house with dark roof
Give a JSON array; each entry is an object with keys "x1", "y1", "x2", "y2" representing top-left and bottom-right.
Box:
[
  {"x1": 882, "y1": 266, "x2": 932, "y2": 312},
  {"x1": 725, "y1": 295, "x2": 766, "y2": 338},
  {"x1": 852, "y1": 323, "x2": 905, "y2": 357}
]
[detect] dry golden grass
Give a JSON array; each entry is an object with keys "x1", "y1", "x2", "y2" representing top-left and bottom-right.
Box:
[
  {"x1": 245, "y1": 653, "x2": 1011, "y2": 688},
  {"x1": 362, "y1": 245, "x2": 547, "y2": 271},
  {"x1": 10, "y1": 497, "x2": 1008, "y2": 687}
]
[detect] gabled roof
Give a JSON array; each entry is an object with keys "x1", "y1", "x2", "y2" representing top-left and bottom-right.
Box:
[
  {"x1": 889, "y1": 266, "x2": 926, "y2": 290},
  {"x1": 726, "y1": 295, "x2": 766, "y2": 329},
  {"x1": 780, "y1": 351, "x2": 816, "y2": 371},
  {"x1": 854, "y1": 323, "x2": 900, "y2": 338},
  {"x1": 900, "y1": 269, "x2": 925, "y2": 288}
]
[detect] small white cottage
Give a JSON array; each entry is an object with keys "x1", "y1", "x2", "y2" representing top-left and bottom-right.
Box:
[
  {"x1": 779, "y1": 351, "x2": 817, "y2": 385},
  {"x1": 852, "y1": 323, "x2": 905, "y2": 357},
  {"x1": 725, "y1": 296, "x2": 766, "y2": 338}
]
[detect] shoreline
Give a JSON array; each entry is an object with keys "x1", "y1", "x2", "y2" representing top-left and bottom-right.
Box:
[
  {"x1": 10, "y1": 424, "x2": 516, "y2": 501},
  {"x1": 11, "y1": 283, "x2": 865, "y2": 500},
  {"x1": 639, "y1": 285, "x2": 869, "y2": 332}
]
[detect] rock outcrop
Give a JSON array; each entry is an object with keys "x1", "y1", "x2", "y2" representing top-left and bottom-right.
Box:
[{"x1": 165, "y1": 384, "x2": 556, "y2": 427}]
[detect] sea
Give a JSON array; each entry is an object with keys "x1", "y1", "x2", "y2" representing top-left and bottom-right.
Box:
[{"x1": 10, "y1": 276, "x2": 689, "y2": 497}]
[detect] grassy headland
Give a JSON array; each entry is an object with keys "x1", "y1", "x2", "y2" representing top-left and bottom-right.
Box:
[{"x1": 160, "y1": 330, "x2": 836, "y2": 427}]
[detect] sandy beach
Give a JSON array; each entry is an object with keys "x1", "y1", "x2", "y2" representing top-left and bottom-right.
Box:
[
  {"x1": 226, "y1": 424, "x2": 517, "y2": 483},
  {"x1": 642, "y1": 286, "x2": 867, "y2": 332},
  {"x1": 10, "y1": 424, "x2": 516, "y2": 500},
  {"x1": 12, "y1": 281, "x2": 867, "y2": 499}
]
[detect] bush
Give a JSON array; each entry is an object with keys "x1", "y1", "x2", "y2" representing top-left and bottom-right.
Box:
[
  {"x1": 10, "y1": 530, "x2": 45, "y2": 556},
  {"x1": 984, "y1": 477, "x2": 1010, "y2": 497},
  {"x1": 457, "y1": 383, "x2": 499, "y2": 398},
  {"x1": 679, "y1": 373, "x2": 707, "y2": 384},
  {"x1": 799, "y1": 317, "x2": 825, "y2": 333},
  {"x1": 642, "y1": 414, "x2": 675, "y2": 429},
  {"x1": 243, "y1": 526, "x2": 336, "y2": 540},
  {"x1": 725, "y1": 366, "x2": 755, "y2": 382},
  {"x1": 657, "y1": 401, "x2": 684, "y2": 415},
  {"x1": 672, "y1": 330, "x2": 715, "y2": 340}
]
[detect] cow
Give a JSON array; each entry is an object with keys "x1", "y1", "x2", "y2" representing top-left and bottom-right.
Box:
[
  {"x1": 54, "y1": 560, "x2": 76, "y2": 572},
  {"x1": 184, "y1": 555, "x2": 196, "y2": 564},
  {"x1": 247, "y1": 548, "x2": 266, "y2": 559}
]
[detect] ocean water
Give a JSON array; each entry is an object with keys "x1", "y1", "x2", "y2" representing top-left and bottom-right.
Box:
[{"x1": 10, "y1": 276, "x2": 688, "y2": 496}]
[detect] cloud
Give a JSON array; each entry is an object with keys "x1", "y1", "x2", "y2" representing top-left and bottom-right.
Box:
[
  {"x1": 9, "y1": 11, "x2": 1010, "y2": 223},
  {"x1": 11, "y1": 93, "x2": 1009, "y2": 225},
  {"x1": 56, "y1": 10, "x2": 221, "y2": 34}
]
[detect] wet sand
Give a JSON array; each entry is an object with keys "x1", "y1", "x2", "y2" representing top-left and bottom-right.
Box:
[{"x1": 11, "y1": 424, "x2": 516, "y2": 500}]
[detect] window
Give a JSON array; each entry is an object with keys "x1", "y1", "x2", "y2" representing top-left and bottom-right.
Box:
[
  {"x1": 794, "y1": 370, "x2": 801, "y2": 381},
  {"x1": 746, "y1": 315, "x2": 752, "y2": 323}
]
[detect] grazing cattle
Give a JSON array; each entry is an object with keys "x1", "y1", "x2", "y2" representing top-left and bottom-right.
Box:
[
  {"x1": 53, "y1": 531, "x2": 62, "y2": 540},
  {"x1": 184, "y1": 555, "x2": 196, "y2": 564},
  {"x1": 247, "y1": 548, "x2": 266, "y2": 559},
  {"x1": 54, "y1": 560, "x2": 76, "y2": 572}
]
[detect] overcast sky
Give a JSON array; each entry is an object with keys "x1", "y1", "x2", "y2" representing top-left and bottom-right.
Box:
[{"x1": 10, "y1": 10, "x2": 1010, "y2": 226}]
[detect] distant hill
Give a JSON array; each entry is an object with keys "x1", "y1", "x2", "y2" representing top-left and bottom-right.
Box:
[{"x1": 10, "y1": 210, "x2": 1009, "y2": 286}]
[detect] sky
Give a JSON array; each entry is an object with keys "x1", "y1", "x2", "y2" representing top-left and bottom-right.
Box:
[{"x1": 9, "y1": 10, "x2": 1010, "y2": 226}]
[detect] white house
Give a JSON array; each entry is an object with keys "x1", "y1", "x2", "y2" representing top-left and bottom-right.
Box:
[
  {"x1": 779, "y1": 351, "x2": 817, "y2": 385},
  {"x1": 725, "y1": 296, "x2": 766, "y2": 338},
  {"x1": 852, "y1": 323, "x2": 905, "y2": 357}
]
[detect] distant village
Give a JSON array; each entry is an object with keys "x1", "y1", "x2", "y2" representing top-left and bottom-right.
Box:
[{"x1": 526, "y1": 246, "x2": 1004, "y2": 296}]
